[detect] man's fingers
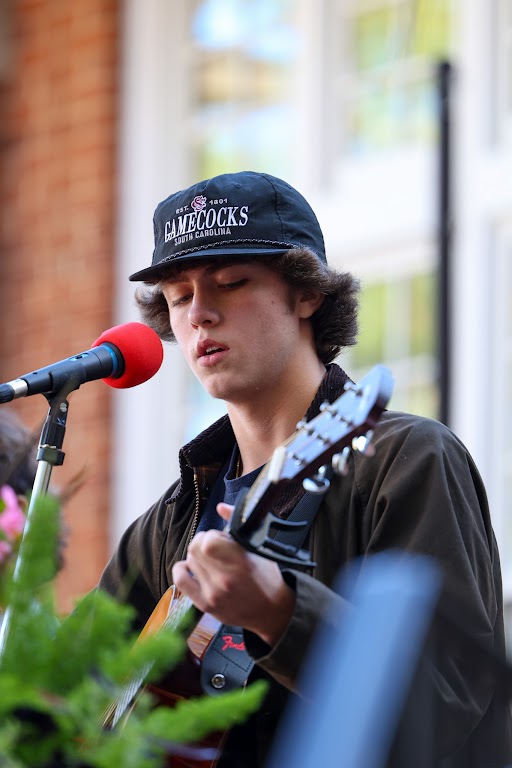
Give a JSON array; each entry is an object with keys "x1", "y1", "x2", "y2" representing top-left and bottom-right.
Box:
[
  {"x1": 172, "y1": 560, "x2": 201, "y2": 598},
  {"x1": 187, "y1": 528, "x2": 235, "y2": 564},
  {"x1": 216, "y1": 501, "x2": 234, "y2": 522}
]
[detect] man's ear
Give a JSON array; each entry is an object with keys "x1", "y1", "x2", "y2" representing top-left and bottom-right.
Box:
[{"x1": 297, "y1": 290, "x2": 325, "y2": 319}]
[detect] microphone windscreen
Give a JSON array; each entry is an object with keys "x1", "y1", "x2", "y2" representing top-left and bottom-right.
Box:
[{"x1": 92, "y1": 322, "x2": 164, "y2": 389}]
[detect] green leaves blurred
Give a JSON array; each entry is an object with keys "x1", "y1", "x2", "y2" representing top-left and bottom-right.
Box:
[{"x1": 0, "y1": 494, "x2": 267, "y2": 767}]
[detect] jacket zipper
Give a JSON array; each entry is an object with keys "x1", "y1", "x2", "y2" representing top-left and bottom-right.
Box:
[{"x1": 185, "y1": 469, "x2": 201, "y2": 553}]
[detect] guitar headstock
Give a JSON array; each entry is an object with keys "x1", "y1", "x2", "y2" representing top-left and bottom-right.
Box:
[
  {"x1": 228, "y1": 364, "x2": 394, "y2": 563},
  {"x1": 267, "y1": 364, "x2": 394, "y2": 486}
]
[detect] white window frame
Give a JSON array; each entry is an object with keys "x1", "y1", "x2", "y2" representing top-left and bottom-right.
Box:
[
  {"x1": 496, "y1": 0, "x2": 512, "y2": 145},
  {"x1": 112, "y1": 0, "x2": 193, "y2": 546}
]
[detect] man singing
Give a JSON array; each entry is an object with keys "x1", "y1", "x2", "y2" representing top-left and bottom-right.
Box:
[{"x1": 100, "y1": 171, "x2": 511, "y2": 767}]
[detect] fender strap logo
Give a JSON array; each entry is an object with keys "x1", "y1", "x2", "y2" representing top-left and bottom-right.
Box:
[{"x1": 222, "y1": 635, "x2": 246, "y2": 652}]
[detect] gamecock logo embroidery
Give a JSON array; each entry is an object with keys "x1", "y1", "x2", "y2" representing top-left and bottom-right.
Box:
[{"x1": 191, "y1": 195, "x2": 207, "y2": 212}]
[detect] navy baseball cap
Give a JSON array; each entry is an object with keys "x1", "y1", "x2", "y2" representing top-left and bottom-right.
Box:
[{"x1": 129, "y1": 171, "x2": 326, "y2": 281}]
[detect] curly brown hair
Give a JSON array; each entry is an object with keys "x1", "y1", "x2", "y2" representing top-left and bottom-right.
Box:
[{"x1": 133, "y1": 247, "x2": 360, "y2": 364}]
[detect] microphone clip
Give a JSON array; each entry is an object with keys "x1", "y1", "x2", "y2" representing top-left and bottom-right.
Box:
[{"x1": 36, "y1": 381, "x2": 79, "y2": 467}]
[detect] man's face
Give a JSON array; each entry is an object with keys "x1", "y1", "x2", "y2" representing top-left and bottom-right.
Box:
[{"x1": 161, "y1": 260, "x2": 310, "y2": 405}]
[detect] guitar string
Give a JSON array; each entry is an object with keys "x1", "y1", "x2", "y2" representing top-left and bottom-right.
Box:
[{"x1": 105, "y1": 592, "x2": 194, "y2": 728}]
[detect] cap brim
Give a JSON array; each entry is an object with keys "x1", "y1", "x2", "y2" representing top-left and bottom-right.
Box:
[{"x1": 129, "y1": 245, "x2": 293, "y2": 282}]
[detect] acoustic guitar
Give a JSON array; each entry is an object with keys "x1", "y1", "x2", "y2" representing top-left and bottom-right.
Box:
[{"x1": 102, "y1": 364, "x2": 394, "y2": 766}]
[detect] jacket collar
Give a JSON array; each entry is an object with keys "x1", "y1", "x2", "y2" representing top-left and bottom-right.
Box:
[{"x1": 170, "y1": 363, "x2": 349, "y2": 502}]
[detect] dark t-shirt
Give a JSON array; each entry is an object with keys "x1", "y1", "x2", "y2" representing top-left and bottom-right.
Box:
[{"x1": 196, "y1": 447, "x2": 262, "y2": 534}]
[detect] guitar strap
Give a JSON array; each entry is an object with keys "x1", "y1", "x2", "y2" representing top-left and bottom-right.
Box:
[
  {"x1": 200, "y1": 479, "x2": 331, "y2": 696},
  {"x1": 200, "y1": 624, "x2": 255, "y2": 696}
]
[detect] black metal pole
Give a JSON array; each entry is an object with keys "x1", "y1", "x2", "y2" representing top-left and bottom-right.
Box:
[{"x1": 437, "y1": 60, "x2": 453, "y2": 427}]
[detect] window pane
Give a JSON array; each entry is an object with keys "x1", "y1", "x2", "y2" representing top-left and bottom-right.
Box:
[
  {"x1": 411, "y1": 272, "x2": 436, "y2": 357},
  {"x1": 342, "y1": 0, "x2": 455, "y2": 155},
  {"x1": 190, "y1": 0, "x2": 298, "y2": 179},
  {"x1": 352, "y1": 282, "x2": 386, "y2": 367},
  {"x1": 345, "y1": 271, "x2": 438, "y2": 419}
]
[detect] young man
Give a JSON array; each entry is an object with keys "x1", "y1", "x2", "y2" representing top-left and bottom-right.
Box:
[{"x1": 100, "y1": 171, "x2": 511, "y2": 766}]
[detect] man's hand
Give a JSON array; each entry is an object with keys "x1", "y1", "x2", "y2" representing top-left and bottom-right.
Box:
[{"x1": 171, "y1": 502, "x2": 295, "y2": 648}]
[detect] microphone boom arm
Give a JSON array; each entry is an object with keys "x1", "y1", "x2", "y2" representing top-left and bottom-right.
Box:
[{"x1": 0, "y1": 344, "x2": 120, "y2": 403}]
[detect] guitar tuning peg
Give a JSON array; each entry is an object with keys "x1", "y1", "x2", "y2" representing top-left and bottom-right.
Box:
[
  {"x1": 352, "y1": 430, "x2": 375, "y2": 457},
  {"x1": 303, "y1": 465, "x2": 331, "y2": 495},
  {"x1": 331, "y1": 446, "x2": 351, "y2": 476},
  {"x1": 296, "y1": 419, "x2": 315, "y2": 435}
]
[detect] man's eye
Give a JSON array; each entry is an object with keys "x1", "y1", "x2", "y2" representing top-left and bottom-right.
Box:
[
  {"x1": 222, "y1": 279, "x2": 247, "y2": 290},
  {"x1": 170, "y1": 293, "x2": 192, "y2": 307}
]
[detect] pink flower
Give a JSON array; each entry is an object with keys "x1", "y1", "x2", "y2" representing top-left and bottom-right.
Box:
[
  {"x1": 1, "y1": 485, "x2": 19, "y2": 511},
  {"x1": 0, "y1": 485, "x2": 25, "y2": 540}
]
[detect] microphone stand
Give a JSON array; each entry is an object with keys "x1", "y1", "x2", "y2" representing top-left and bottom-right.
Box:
[{"x1": 0, "y1": 375, "x2": 80, "y2": 660}]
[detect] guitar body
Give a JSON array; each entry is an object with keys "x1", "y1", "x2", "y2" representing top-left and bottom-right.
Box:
[
  {"x1": 145, "y1": 680, "x2": 228, "y2": 768},
  {"x1": 109, "y1": 586, "x2": 228, "y2": 767},
  {"x1": 141, "y1": 585, "x2": 222, "y2": 699}
]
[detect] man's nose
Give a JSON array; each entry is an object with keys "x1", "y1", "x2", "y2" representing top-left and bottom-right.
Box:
[{"x1": 188, "y1": 291, "x2": 219, "y2": 327}]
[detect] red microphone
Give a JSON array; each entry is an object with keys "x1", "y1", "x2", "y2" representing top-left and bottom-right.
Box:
[
  {"x1": 92, "y1": 322, "x2": 164, "y2": 389},
  {"x1": 0, "y1": 322, "x2": 164, "y2": 403}
]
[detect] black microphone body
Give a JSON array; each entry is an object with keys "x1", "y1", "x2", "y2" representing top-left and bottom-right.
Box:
[{"x1": 0, "y1": 343, "x2": 123, "y2": 403}]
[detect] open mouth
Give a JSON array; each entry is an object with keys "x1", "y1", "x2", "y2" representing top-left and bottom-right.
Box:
[
  {"x1": 203, "y1": 346, "x2": 224, "y2": 356},
  {"x1": 197, "y1": 341, "x2": 228, "y2": 360}
]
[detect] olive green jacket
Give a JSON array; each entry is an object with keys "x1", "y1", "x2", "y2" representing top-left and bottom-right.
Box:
[{"x1": 100, "y1": 364, "x2": 510, "y2": 766}]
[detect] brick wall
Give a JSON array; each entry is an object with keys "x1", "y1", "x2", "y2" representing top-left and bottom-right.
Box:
[{"x1": 0, "y1": 0, "x2": 120, "y2": 611}]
